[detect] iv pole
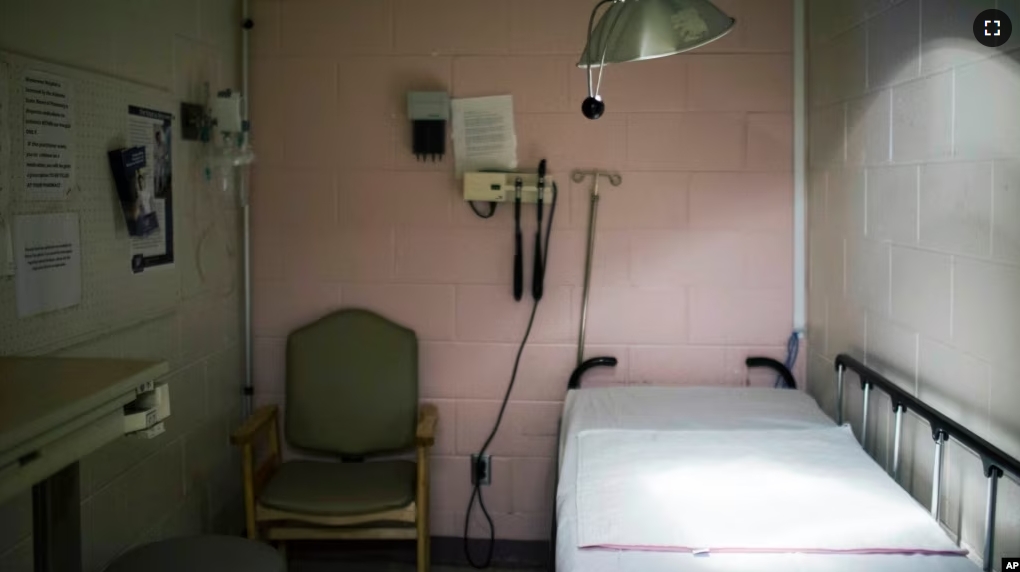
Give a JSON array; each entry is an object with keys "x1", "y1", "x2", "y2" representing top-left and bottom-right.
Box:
[
  {"x1": 571, "y1": 169, "x2": 622, "y2": 367},
  {"x1": 551, "y1": 169, "x2": 622, "y2": 572},
  {"x1": 241, "y1": 0, "x2": 254, "y2": 417}
]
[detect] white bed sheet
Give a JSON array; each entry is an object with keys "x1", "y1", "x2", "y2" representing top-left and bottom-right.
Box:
[{"x1": 555, "y1": 386, "x2": 981, "y2": 572}]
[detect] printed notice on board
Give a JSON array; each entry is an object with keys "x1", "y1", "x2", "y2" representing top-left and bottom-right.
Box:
[
  {"x1": 451, "y1": 95, "x2": 518, "y2": 178},
  {"x1": 127, "y1": 105, "x2": 174, "y2": 273},
  {"x1": 0, "y1": 60, "x2": 13, "y2": 276},
  {"x1": 14, "y1": 213, "x2": 81, "y2": 318},
  {"x1": 23, "y1": 70, "x2": 75, "y2": 199}
]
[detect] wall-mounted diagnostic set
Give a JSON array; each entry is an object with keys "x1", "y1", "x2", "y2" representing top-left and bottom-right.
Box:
[{"x1": 462, "y1": 171, "x2": 557, "y2": 204}]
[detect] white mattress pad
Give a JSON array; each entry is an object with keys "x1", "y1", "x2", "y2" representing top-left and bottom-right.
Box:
[
  {"x1": 575, "y1": 425, "x2": 965, "y2": 555},
  {"x1": 555, "y1": 387, "x2": 979, "y2": 572}
]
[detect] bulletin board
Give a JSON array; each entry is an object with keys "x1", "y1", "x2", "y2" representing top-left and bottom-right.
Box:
[{"x1": 0, "y1": 51, "x2": 180, "y2": 356}]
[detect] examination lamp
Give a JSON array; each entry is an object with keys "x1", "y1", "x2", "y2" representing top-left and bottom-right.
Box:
[{"x1": 578, "y1": 0, "x2": 736, "y2": 119}]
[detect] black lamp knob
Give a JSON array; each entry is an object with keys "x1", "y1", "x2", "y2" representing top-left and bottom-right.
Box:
[{"x1": 582, "y1": 96, "x2": 605, "y2": 120}]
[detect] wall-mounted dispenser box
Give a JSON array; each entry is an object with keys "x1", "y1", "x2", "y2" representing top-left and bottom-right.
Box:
[
  {"x1": 463, "y1": 172, "x2": 557, "y2": 203},
  {"x1": 212, "y1": 90, "x2": 244, "y2": 134},
  {"x1": 407, "y1": 91, "x2": 449, "y2": 161}
]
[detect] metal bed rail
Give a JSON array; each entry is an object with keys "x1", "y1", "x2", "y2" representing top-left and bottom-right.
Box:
[
  {"x1": 834, "y1": 354, "x2": 1020, "y2": 572},
  {"x1": 567, "y1": 356, "x2": 797, "y2": 391}
]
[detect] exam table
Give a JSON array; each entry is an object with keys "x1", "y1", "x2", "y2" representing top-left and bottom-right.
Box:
[{"x1": 554, "y1": 354, "x2": 1018, "y2": 572}]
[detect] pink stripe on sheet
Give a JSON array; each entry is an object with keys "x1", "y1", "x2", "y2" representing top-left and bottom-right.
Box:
[{"x1": 585, "y1": 544, "x2": 969, "y2": 557}]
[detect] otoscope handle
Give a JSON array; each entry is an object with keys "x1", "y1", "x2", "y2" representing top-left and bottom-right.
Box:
[
  {"x1": 532, "y1": 231, "x2": 544, "y2": 301},
  {"x1": 533, "y1": 160, "x2": 547, "y2": 301},
  {"x1": 514, "y1": 230, "x2": 523, "y2": 301}
]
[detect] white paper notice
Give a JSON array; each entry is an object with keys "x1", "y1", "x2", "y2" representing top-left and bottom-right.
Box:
[
  {"x1": 451, "y1": 95, "x2": 518, "y2": 178},
  {"x1": 0, "y1": 60, "x2": 13, "y2": 276},
  {"x1": 14, "y1": 213, "x2": 81, "y2": 317},
  {"x1": 0, "y1": 220, "x2": 12, "y2": 277},
  {"x1": 23, "y1": 70, "x2": 75, "y2": 199},
  {"x1": 0, "y1": 217, "x2": 12, "y2": 277}
]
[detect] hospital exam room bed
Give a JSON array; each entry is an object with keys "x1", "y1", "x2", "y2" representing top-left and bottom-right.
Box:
[{"x1": 554, "y1": 355, "x2": 1018, "y2": 572}]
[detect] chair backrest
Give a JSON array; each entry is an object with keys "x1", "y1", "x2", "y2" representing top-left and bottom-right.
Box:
[{"x1": 284, "y1": 309, "x2": 418, "y2": 456}]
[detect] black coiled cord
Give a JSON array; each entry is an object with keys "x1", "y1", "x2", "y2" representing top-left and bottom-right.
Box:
[{"x1": 463, "y1": 183, "x2": 558, "y2": 569}]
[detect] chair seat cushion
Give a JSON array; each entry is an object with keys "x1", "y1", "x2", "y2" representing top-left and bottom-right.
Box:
[{"x1": 260, "y1": 460, "x2": 416, "y2": 516}]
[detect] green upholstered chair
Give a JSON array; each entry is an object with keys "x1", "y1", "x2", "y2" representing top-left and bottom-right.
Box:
[{"x1": 231, "y1": 309, "x2": 438, "y2": 572}]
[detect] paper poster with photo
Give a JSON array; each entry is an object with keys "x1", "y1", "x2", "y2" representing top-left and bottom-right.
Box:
[
  {"x1": 127, "y1": 105, "x2": 173, "y2": 273},
  {"x1": 108, "y1": 145, "x2": 158, "y2": 238}
]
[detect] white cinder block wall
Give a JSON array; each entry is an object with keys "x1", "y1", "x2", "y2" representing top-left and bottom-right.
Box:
[
  {"x1": 805, "y1": 0, "x2": 1020, "y2": 568},
  {"x1": 0, "y1": 1, "x2": 244, "y2": 571}
]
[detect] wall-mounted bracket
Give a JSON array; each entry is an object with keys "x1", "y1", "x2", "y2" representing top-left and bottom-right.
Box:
[
  {"x1": 463, "y1": 172, "x2": 558, "y2": 204},
  {"x1": 123, "y1": 381, "x2": 170, "y2": 438}
]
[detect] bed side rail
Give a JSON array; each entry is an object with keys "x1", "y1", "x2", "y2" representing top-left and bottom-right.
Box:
[
  {"x1": 834, "y1": 353, "x2": 1019, "y2": 572},
  {"x1": 567, "y1": 356, "x2": 796, "y2": 391},
  {"x1": 745, "y1": 357, "x2": 796, "y2": 389},
  {"x1": 567, "y1": 357, "x2": 618, "y2": 390}
]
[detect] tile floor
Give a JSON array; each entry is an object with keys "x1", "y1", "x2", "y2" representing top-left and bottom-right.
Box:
[
  {"x1": 285, "y1": 537, "x2": 548, "y2": 571},
  {"x1": 291, "y1": 563, "x2": 539, "y2": 572}
]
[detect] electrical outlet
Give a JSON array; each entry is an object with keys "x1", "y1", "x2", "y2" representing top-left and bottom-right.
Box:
[{"x1": 470, "y1": 454, "x2": 492, "y2": 486}]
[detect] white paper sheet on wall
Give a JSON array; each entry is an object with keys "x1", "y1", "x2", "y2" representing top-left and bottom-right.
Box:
[
  {"x1": 451, "y1": 95, "x2": 518, "y2": 178},
  {"x1": 23, "y1": 70, "x2": 75, "y2": 199},
  {"x1": 0, "y1": 60, "x2": 13, "y2": 276},
  {"x1": 14, "y1": 212, "x2": 81, "y2": 318}
]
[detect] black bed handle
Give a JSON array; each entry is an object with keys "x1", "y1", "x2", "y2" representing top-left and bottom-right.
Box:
[
  {"x1": 567, "y1": 357, "x2": 618, "y2": 390},
  {"x1": 745, "y1": 357, "x2": 796, "y2": 389},
  {"x1": 567, "y1": 356, "x2": 794, "y2": 390}
]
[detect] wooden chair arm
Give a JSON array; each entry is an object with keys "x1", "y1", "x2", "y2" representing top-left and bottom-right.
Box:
[
  {"x1": 230, "y1": 404, "x2": 279, "y2": 446},
  {"x1": 416, "y1": 403, "x2": 438, "y2": 447}
]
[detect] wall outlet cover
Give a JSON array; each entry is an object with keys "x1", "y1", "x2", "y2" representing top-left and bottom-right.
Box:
[{"x1": 470, "y1": 454, "x2": 492, "y2": 486}]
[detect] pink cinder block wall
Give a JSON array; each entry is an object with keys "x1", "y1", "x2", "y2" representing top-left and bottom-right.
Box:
[{"x1": 250, "y1": 0, "x2": 795, "y2": 541}]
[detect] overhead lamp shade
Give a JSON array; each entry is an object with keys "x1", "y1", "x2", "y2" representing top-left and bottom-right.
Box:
[{"x1": 578, "y1": 0, "x2": 736, "y2": 68}]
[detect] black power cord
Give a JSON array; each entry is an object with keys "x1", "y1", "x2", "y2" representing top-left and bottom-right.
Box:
[
  {"x1": 469, "y1": 200, "x2": 498, "y2": 219},
  {"x1": 464, "y1": 182, "x2": 558, "y2": 569}
]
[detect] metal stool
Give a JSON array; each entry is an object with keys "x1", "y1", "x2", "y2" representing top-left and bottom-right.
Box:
[{"x1": 104, "y1": 535, "x2": 285, "y2": 572}]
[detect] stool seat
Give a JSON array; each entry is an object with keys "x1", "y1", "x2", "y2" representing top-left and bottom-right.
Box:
[{"x1": 104, "y1": 535, "x2": 285, "y2": 572}]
